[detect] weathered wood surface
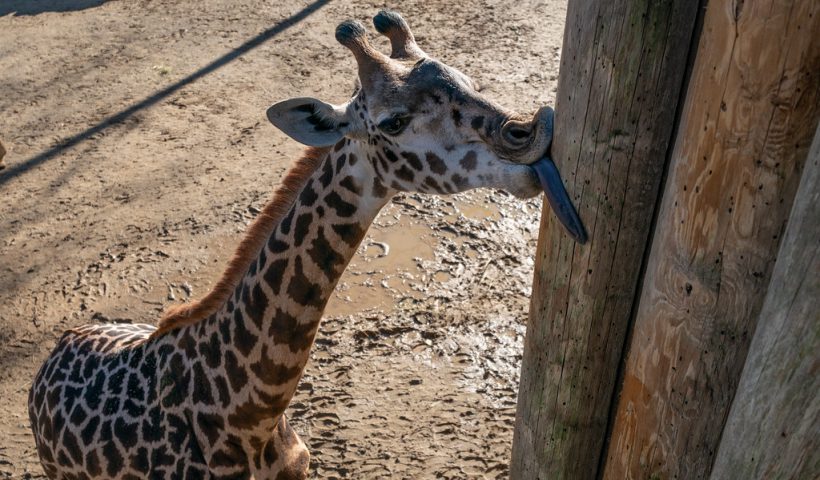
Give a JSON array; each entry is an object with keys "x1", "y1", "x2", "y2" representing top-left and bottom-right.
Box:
[
  {"x1": 509, "y1": 1, "x2": 701, "y2": 478},
  {"x1": 709, "y1": 124, "x2": 819, "y2": 480},
  {"x1": 602, "y1": 0, "x2": 820, "y2": 478}
]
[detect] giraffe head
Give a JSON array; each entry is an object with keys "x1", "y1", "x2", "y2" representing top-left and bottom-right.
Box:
[{"x1": 268, "y1": 11, "x2": 587, "y2": 242}]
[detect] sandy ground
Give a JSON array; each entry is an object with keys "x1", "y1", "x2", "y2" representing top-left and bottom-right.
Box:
[{"x1": 0, "y1": 0, "x2": 566, "y2": 477}]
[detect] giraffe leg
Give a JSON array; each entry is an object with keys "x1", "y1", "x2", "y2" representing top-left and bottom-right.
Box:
[
  {"x1": 274, "y1": 415, "x2": 310, "y2": 479},
  {"x1": 250, "y1": 414, "x2": 309, "y2": 480}
]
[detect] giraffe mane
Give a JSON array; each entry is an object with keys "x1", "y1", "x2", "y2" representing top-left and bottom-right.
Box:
[{"x1": 150, "y1": 146, "x2": 331, "y2": 338}]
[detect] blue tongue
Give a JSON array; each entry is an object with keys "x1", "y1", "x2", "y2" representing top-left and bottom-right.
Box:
[{"x1": 531, "y1": 157, "x2": 588, "y2": 244}]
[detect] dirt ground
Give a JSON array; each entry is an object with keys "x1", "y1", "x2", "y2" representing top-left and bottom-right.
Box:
[{"x1": 0, "y1": 0, "x2": 566, "y2": 477}]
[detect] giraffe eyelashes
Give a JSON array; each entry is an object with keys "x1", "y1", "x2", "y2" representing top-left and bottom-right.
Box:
[{"x1": 377, "y1": 115, "x2": 411, "y2": 135}]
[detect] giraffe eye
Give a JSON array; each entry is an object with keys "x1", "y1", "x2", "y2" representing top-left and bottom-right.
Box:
[{"x1": 377, "y1": 115, "x2": 411, "y2": 135}]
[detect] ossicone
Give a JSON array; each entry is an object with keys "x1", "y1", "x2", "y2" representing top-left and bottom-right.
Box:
[
  {"x1": 335, "y1": 19, "x2": 389, "y2": 88},
  {"x1": 373, "y1": 10, "x2": 425, "y2": 60}
]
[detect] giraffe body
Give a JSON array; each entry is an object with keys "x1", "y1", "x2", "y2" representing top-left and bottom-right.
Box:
[
  {"x1": 30, "y1": 324, "x2": 310, "y2": 479},
  {"x1": 30, "y1": 11, "x2": 578, "y2": 479}
]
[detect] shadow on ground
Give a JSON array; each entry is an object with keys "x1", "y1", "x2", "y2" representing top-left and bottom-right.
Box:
[
  {"x1": 0, "y1": 0, "x2": 329, "y2": 186},
  {"x1": 0, "y1": 0, "x2": 108, "y2": 16}
]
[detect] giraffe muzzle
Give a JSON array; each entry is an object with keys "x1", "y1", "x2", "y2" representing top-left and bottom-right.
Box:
[{"x1": 498, "y1": 106, "x2": 554, "y2": 164}]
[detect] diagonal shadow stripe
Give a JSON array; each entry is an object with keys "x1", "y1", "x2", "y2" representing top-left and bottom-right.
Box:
[{"x1": 0, "y1": 0, "x2": 330, "y2": 187}]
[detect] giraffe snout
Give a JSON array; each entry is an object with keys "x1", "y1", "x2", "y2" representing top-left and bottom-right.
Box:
[{"x1": 497, "y1": 106, "x2": 554, "y2": 164}]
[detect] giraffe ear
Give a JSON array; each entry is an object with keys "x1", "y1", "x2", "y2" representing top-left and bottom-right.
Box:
[{"x1": 266, "y1": 97, "x2": 353, "y2": 147}]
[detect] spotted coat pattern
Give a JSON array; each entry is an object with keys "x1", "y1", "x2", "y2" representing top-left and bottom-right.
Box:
[
  {"x1": 29, "y1": 10, "x2": 551, "y2": 479},
  {"x1": 28, "y1": 117, "x2": 501, "y2": 478}
]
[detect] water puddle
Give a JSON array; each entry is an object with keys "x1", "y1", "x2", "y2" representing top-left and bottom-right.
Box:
[{"x1": 325, "y1": 214, "x2": 435, "y2": 317}]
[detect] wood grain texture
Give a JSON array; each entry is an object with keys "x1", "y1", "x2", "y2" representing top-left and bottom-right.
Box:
[
  {"x1": 709, "y1": 124, "x2": 819, "y2": 480},
  {"x1": 602, "y1": 0, "x2": 820, "y2": 478},
  {"x1": 510, "y1": 1, "x2": 701, "y2": 478}
]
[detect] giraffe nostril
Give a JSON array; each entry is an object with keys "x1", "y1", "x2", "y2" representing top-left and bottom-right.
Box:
[
  {"x1": 501, "y1": 121, "x2": 533, "y2": 146},
  {"x1": 508, "y1": 127, "x2": 531, "y2": 139}
]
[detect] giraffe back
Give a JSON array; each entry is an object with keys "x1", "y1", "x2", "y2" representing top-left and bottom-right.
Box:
[{"x1": 28, "y1": 323, "x2": 211, "y2": 478}]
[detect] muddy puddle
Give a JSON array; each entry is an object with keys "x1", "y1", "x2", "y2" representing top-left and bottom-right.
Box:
[{"x1": 326, "y1": 214, "x2": 434, "y2": 317}]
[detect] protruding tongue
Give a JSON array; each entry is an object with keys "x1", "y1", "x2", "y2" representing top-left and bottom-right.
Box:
[{"x1": 531, "y1": 157, "x2": 588, "y2": 244}]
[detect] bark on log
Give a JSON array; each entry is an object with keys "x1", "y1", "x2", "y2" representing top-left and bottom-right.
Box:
[
  {"x1": 602, "y1": 0, "x2": 820, "y2": 478},
  {"x1": 709, "y1": 124, "x2": 819, "y2": 480},
  {"x1": 510, "y1": 1, "x2": 701, "y2": 478}
]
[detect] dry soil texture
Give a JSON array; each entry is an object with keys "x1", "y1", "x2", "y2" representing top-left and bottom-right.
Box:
[{"x1": 0, "y1": 0, "x2": 566, "y2": 478}]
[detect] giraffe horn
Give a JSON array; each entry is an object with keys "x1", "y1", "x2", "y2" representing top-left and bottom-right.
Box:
[
  {"x1": 336, "y1": 20, "x2": 388, "y2": 88},
  {"x1": 373, "y1": 10, "x2": 424, "y2": 60}
]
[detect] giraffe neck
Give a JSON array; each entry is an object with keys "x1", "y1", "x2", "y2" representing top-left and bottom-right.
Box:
[{"x1": 202, "y1": 139, "x2": 393, "y2": 433}]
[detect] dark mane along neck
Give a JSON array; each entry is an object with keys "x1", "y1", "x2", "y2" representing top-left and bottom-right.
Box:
[{"x1": 151, "y1": 147, "x2": 331, "y2": 338}]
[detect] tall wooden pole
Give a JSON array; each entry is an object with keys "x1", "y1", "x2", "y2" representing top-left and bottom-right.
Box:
[
  {"x1": 510, "y1": 1, "x2": 701, "y2": 478},
  {"x1": 602, "y1": 0, "x2": 820, "y2": 478},
  {"x1": 709, "y1": 124, "x2": 819, "y2": 480}
]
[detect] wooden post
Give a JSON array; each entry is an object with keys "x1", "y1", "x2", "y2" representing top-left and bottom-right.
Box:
[
  {"x1": 709, "y1": 124, "x2": 820, "y2": 480},
  {"x1": 602, "y1": 0, "x2": 820, "y2": 478},
  {"x1": 510, "y1": 1, "x2": 702, "y2": 478}
]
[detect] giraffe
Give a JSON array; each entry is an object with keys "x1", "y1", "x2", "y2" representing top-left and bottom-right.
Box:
[{"x1": 28, "y1": 11, "x2": 586, "y2": 479}]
